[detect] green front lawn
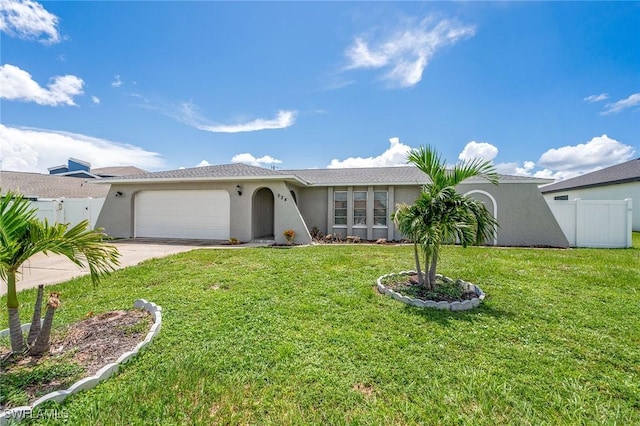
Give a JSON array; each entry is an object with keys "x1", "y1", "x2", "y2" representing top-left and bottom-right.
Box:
[{"x1": 2, "y1": 234, "x2": 639, "y2": 424}]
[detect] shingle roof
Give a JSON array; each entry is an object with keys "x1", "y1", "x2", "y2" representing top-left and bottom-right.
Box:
[
  {"x1": 92, "y1": 166, "x2": 147, "y2": 177},
  {"x1": 0, "y1": 171, "x2": 109, "y2": 199},
  {"x1": 100, "y1": 163, "x2": 550, "y2": 186},
  {"x1": 286, "y1": 166, "x2": 547, "y2": 185},
  {"x1": 540, "y1": 158, "x2": 640, "y2": 193},
  {"x1": 286, "y1": 167, "x2": 426, "y2": 185},
  {"x1": 104, "y1": 163, "x2": 289, "y2": 181}
]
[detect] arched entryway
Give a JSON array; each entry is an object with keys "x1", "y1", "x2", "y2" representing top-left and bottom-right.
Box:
[
  {"x1": 464, "y1": 190, "x2": 498, "y2": 246},
  {"x1": 252, "y1": 187, "x2": 275, "y2": 239}
]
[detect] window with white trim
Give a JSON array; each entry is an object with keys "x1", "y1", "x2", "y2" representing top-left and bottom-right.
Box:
[
  {"x1": 334, "y1": 191, "x2": 347, "y2": 225},
  {"x1": 353, "y1": 191, "x2": 367, "y2": 226},
  {"x1": 373, "y1": 191, "x2": 388, "y2": 226}
]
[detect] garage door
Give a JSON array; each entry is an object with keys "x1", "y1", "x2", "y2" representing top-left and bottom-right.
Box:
[{"x1": 135, "y1": 190, "x2": 230, "y2": 239}]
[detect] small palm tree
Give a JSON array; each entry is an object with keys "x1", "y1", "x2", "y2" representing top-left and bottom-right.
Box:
[
  {"x1": 393, "y1": 146, "x2": 499, "y2": 290},
  {"x1": 1, "y1": 191, "x2": 120, "y2": 355}
]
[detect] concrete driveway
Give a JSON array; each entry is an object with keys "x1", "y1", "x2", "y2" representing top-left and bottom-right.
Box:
[{"x1": 1, "y1": 238, "x2": 262, "y2": 297}]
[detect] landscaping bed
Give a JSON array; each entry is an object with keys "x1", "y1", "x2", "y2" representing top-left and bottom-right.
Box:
[{"x1": 0, "y1": 309, "x2": 151, "y2": 410}]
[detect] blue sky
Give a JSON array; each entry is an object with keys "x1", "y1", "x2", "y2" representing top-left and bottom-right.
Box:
[{"x1": 1, "y1": 0, "x2": 638, "y2": 181}]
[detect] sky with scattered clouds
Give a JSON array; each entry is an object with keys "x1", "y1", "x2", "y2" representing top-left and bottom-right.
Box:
[{"x1": 1, "y1": 1, "x2": 638, "y2": 181}]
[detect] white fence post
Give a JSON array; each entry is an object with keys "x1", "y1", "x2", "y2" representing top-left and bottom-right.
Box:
[{"x1": 625, "y1": 199, "x2": 633, "y2": 248}]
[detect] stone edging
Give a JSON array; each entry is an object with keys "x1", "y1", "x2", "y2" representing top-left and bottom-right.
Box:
[
  {"x1": 0, "y1": 299, "x2": 162, "y2": 424},
  {"x1": 377, "y1": 271, "x2": 485, "y2": 311}
]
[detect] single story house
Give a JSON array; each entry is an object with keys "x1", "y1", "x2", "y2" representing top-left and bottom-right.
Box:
[
  {"x1": 94, "y1": 163, "x2": 569, "y2": 247},
  {"x1": 540, "y1": 158, "x2": 639, "y2": 231}
]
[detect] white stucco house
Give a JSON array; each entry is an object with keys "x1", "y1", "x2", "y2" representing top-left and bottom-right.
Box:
[{"x1": 94, "y1": 163, "x2": 569, "y2": 247}]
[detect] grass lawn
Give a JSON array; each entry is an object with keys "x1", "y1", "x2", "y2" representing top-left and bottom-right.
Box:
[{"x1": 2, "y1": 233, "x2": 639, "y2": 424}]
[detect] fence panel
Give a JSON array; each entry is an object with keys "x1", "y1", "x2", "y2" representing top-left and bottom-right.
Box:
[
  {"x1": 30, "y1": 200, "x2": 60, "y2": 224},
  {"x1": 28, "y1": 198, "x2": 105, "y2": 230},
  {"x1": 547, "y1": 199, "x2": 632, "y2": 248}
]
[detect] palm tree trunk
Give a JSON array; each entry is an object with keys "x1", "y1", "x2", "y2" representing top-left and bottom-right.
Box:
[
  {"x1": 27, "y1": 284, "x2": 45, "y2": 346},
  {"x1": 6, "y1": 272, "x2": 25, "y2": 354},
  {"x1": 413, "y1": 243, "x2": 424, "y2": 286},
  {"x1": 30, "y1": 293, "x2": 61, "y2": 356},
  {"x1": 8, "y1": 307, "x2": 24, "y2": 354},
  {"x1": 428, "y1": 249, "x2": 438, "y2": 290}
]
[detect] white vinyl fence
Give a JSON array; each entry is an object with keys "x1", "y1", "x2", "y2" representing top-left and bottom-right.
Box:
[
  {"x1": 30, "y1": 198, "x2": 105, "y2": 230},
  {"x1": 547, "y1": 198, "x2": 633, "y2": 248}
]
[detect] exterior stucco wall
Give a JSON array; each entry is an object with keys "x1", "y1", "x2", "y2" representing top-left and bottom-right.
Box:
[
  {"x1": 272, "y1": 182, "x2": 312, "y2": 244},
  {"x1": 95, "y1": 181, "x2": 311, "y2": 244},
  {"x1": 391, "y1": 186, "x2": 421, "y2": 240},
  {"x1": 295, "y1": 186, "x2": 328, "y2": 235},
  {"x1": 462, "y1": 183, "x2": 568, "y2": 247},
  {"x1": 543, "y1": 182, "x2": 639, "y2": 231},
  {"x1": 340, "y1": 182, "x2": 567, "y2": 247}
]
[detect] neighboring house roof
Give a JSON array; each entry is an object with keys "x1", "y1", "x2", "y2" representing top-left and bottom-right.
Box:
[
  {"x1": 540, "y1": 158, "x2": 640, "y2": 194},
  {"x1": 92, "y1": 166, "x2": 147, "y2": 177},
  {"x1": 0, "y1": 171, "x2": 110, "y2": 199},
  {"x1": 98, "y1": 163, "x2": 305, "y2": 184},
  {"x1": 99, "y1": 163, "x2": 552, "y2": 186}
]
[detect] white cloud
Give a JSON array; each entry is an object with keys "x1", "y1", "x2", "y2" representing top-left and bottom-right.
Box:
[
  {"x1": 0, "y1": 0, "x2": 60, "y2": 44},
  {"x1": 584, "y1": 93, "x2": 608, "y2": 103},
  {"x1": 146, "y1": 100, "x2": 297, "y2": 134},
  {"x1": 494, "y1": 161, "x2": 537, "y2": 177},
  {"x1": 492, "y1": 136, "x2": 635, "y2": 181},
  {"x1": 111, "y1": 74, "x2": 122, "y2": 88},
  {"x1": 196, "y1": 160, "x2": 211, "y2": 167},
  {"x1": 231, "y1": 153, "x2": 283, "y2": 168},
  {"x1": 345, "y1": 17, "x2": 475, "y2": 88},
  {"x1": 328, "y1": 137, "x2": 412, "y2": 168},
  {"x1": 197, "y1": 110, "x2": 296, "y2": 133},
  {"x1": 531, "y1": 168, "x2": 582, "y2": 182},
  {"x1": 91, "y1": 95, "x2": 100, "y2": 104},
  {"x1": 601, "y1": 93, "x2": 640, "y2": 115},
  {"x1": 464, "y1": 135, "x2": 636, "y2": 182},
  {"x1": 458, "y1": 141, "x2": 498, "y2": 162},
  {"x1": 0, "y1": 124, "x2": 166, "y2": 173},
  {"x1": 538, "y1": 134, "x2": 635, "y2": 174},
  {"x1": 0, "y1": 64, "x2": 84, "y2": 106}
]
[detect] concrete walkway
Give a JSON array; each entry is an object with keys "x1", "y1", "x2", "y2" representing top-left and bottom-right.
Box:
[{"x1": 1, "y1": 238, "x2": 266, "y2": 297}]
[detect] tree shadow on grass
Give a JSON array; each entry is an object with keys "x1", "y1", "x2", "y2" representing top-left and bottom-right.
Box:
[{"x1": 401, "y1": 301, "x2": 514, "y2": 326}]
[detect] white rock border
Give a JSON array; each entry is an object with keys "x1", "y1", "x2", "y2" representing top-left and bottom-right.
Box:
[
  {"x1": 0, "y1": 299, "x2": 162, "y2": 425},
  {"x1": 377, "y1": 271, "x2": 485, "y2": 311}
]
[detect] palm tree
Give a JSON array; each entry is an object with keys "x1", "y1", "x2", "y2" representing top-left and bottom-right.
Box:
[
  {"x1": 394, "y1": 146, "x2": 499, "y2": 290},
  {"x1": 1, "y1": 191, "x2": 120, "y2": 355}
]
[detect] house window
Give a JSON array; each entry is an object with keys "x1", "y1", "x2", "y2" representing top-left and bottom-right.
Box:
[
  {"x1": 334, "y1": 191, "x2": 347, "y2": 225},
  {"x1": 554, "y1": 195, "x2": 569, "y2": 201},
  {"x1": 353, "y1": 191, "x2": 367, "y2": 226},
  {"x1": 374, "y1": 191, "x2": 388, "y2": 226}
]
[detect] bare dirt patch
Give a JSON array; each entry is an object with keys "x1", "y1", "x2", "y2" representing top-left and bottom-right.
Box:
[
  {"x1": 53, "y1": 310, "x2": 152, "y2": 376},
  {"x1": 1, "y1": 309, "x2": 152, "y2": 410}
]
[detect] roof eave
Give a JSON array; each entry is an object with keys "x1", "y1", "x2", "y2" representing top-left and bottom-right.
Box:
[
  {"x1": 540, "y1": 177, "x2": 640, "y2": 193},
  {"x1": 92, "y1": 174, "x2": 308, "y2": 186}
]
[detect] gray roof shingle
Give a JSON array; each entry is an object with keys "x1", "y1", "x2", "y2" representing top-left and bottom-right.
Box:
[
  {"x1": 286, "y1": 166, "x2": 547, "y2": 185},
  {"x1": 105, "y1": 163, "x2": 288, "y2": 181},
  {"x1": 0, "y1": 171, "x2": 110, "y2": 199},
  {"x1": 101, "y1": 163, "x2": 550, "y2": 186},
  {"x1": 540, "y1": 158, "x2": 640, "y2": 193},
  {"x1": 91, "y1": 166, "x2": 147, "y2": 177}
]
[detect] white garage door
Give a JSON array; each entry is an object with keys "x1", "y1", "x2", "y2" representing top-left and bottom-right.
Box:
[{"x1": 135, "y1": 190, "x2": 230, "y2": 239}]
